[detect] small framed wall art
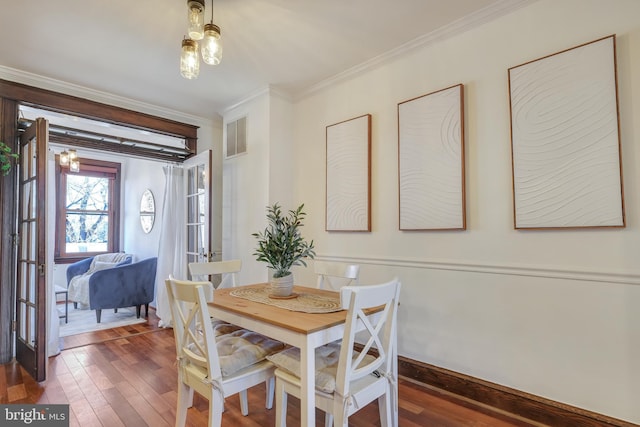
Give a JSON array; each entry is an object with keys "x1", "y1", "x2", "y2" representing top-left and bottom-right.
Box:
[
  {"x1": 325, "y1": 114, "x2": 371, "y2": 231},
  {"x1": 508, "y1": 35, "x2": 624, "y2": 229},
  {"x1": 398, "y1": 84, "x2": 466, "y2": 230}
]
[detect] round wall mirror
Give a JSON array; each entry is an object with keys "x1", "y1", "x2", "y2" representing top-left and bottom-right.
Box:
[{"x1": 140, "y1": 189, "x2": 155, "y2": 233}]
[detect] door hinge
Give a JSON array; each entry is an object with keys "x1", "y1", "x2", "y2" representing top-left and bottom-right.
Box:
[
  {"x1": 11, "y1": 320, "x2": 16, "y2": 332},
  {"x1": 11, "y1": 233, "x2": 19, "y2": 247}
]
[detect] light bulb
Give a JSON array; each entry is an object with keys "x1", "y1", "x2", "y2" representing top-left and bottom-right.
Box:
[
  {"x1": 187, "y1": 0, "x2": 205, "y2": 40},
  {"x1": 59, "y1": 150, "x2": 69, "y2": 166},
  {"x1": 202, "y1": 23, "x2": 222, "y2": 65},
  {"x1": 180, "y1": 38, "x2": 200, "y2": 79},
  {"x1": 70, "y1": 159, "x2": 80, "y2": 173},
  {"x1": 68, "y1": 149, "x2": 77, "y2": 160}
]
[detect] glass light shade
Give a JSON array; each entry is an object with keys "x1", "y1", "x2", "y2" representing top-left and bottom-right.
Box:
[
  {"x1": 59, "y1": 150, "x2": 69, "y2": 166},
  {"x1": 202, "y1": 23, "x2": 222, "y2": 65},
  {"x1": 180, "y1": 38, "x2": 200, "y2": 79},
  {"x1": 68, "y1": 149, "x2": 77, "y2": 160},
  {"x1": 69, "y1": 159, "x2": 80, "y2": 173},
  {"x1": 187, "y1": 0, "x2": 205, "y2": 40}
]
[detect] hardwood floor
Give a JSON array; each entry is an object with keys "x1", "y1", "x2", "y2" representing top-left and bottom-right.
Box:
[{"x1": 1, "y1": 310, "x2": 543, "y2": 426}]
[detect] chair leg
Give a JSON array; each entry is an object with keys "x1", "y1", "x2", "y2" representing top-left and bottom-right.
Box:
[
  {"x1": 145, "y1": 303, "x2": 149, "y2": 317},
  {"x1": 176, "y1": 381, "x2": 191, "y2": 427},
  {"x1": 114, "y1": 308, "x2": 118, "y2": 313},
  {"x1": 275, "y1": 378, "x2": 287, "y2": 427},
  {"x1": 95, "y1": 309, "x2": 102, "y2": 323},
  {"x1": 239, "y1": 389, "x2": 249, "y2": 416},
  {"x1": 209, "y1": 388, "x2": 224, "y2": 427},
  {"x1": 73, "y1": 302, "x2": 78, "y2": 309},
  {"x1": 325, "y1": 412, "x2": 334, "y2": 427},
  {"x1": 135, "y1": 305, "x2": 142, "y2": 318},
  {"x1": 332, "y1": 400, "x2": 347, "y2": 427},
  {"x1": 265, "y1": 377, "x2": 275, "y2": 409},
  {"x1": 187, "y1": 387, "x2": 195, "y2": 408},
  {"x1": 378, "y1": 393, "x2": 392, "y2": 427}
]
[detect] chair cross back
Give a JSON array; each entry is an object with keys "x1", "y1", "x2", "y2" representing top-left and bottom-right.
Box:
[
  {"x1": 188, "y1": 259, "x2": 241, "y2": 289},
  {"x1": 166, "y1": 279, "x2": 222, "y2": 381},
  {"x1": 315, "y1": 261, "x2": 360, "y2": 290},
  {"x1": 337, "y1": 279, "x2": 400, "y2": 396}
]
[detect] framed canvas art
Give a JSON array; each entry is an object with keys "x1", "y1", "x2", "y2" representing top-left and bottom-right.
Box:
[
  {"x1": 508, "y1": 35, "x2": 624, "y2": 229},
  {"x1": 326, "y1": 114, "x2": 371, "y2": 231},
  {"x1": 398, "y1": 84, "x2": 466, "y2": 230}
]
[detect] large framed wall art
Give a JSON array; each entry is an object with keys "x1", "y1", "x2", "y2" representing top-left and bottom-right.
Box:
[
  {"x1": 508, "y1": 35, "x2": 624, "y2": 229},
  {"x1": 398, "y1": 84, "x2": 466, "y2": 230},
  {"x1": 325, "y1": 114, "x2": 371, "y2": 231}
]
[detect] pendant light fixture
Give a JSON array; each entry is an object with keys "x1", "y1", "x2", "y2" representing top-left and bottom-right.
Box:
[
  {"x1": 69, "y1": 157, "x2": 80, "y2": 173},
  {"x1": 202, "y1": 0, "x2": 222, "y2": 65},
  {"x1": 180, "y1": 0, "x2": 222, "y2": 79},
  {"x1": 59, "y1": 148, "x2": 80, "y2": 172},
  {"x1": 59, "y1": 150, "x2": 70, "y2": 166},
  {"x1": 187, "y1": 0, "x2": 205, "y2": 40},
  {"x1": 180, "y1": 38, "x2": 200, "y2": 79}
]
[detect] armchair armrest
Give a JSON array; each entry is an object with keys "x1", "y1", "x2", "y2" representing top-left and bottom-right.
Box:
[
  {"x1": 88, "y1": 257, "x2": 158, "y2": 311},
  {"x1": 66, "y1": 256, "x2": 94, "y2": 286}
]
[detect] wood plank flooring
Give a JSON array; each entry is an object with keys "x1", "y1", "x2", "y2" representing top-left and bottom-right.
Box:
[{"x1": 1, "y1": 310, "x2": 543, "y2": 426}]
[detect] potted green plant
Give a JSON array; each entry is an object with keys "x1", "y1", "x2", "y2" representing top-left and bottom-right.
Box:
[
  {"x1": 252, "y1": 203, "x2": 316, "y2": 297},
  {"x1": 0, "y1": 141, "x2": 19, "y2": 176}
]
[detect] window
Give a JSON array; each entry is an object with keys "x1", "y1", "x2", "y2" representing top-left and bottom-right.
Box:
[{"x1": 55, "y1": 157, "x2": 121, "y2": 263}]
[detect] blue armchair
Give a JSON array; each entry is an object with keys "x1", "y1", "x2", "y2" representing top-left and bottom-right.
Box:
[{"x1": 66, "y1": 255, "x2": 158, "y2": 323}]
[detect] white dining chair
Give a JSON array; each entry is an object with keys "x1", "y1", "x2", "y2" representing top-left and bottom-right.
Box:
[
  {"x1": 314, "y1": 260, "x2": 360, "y2": 290},
  {"x1": 188, "y1": 259, "x2": 241, "y2": 289},
  {"x1": 165, "y1": 277, "x2": 283, "y2": 427},
  {"x1": 270, "y1": 277, "x2": 402, "y2": 427}
]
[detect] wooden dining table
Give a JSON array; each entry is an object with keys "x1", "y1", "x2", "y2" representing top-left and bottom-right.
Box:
[{"x1": 208, "y1": 282, "x2": 394, "y2": 427}]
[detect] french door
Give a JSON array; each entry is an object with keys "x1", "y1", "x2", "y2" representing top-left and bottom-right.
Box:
[
  {"x1": 15, "y1": 118, "x2": 48, "y2": 382},
  {"x1": 184, "y1": 150, "x2": 212, "y2": 274}
]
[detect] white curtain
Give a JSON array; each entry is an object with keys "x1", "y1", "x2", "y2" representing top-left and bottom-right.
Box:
[
  {"x1": 47, "y1": 150, "x2": 61, "y2": 357},
  {"x1": 47, "y1": 280, "x2": 61, "y2": 357},
  {"x1": 155, "y1": 165, "x2": 185, "y2": 327}
]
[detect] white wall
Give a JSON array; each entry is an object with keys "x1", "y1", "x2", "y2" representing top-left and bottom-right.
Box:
[
  {"x1": 225, "y1": 0, "x2": 640, "y2": 423},
  {"x1": 120, "y1": 156, "x2": 164, "y2": 260},
  {"x1": 222, "y1": 91, "x2": 271, "y2": 285}
]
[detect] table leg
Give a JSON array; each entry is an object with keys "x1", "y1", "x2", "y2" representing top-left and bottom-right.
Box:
[{"x1": 300, "y1": 338, "x2": 316, "y2": 427}]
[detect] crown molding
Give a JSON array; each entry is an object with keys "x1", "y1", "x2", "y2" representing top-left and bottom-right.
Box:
[
  {"x1": 297, "y1": 0, "x2": 535, "y2": 101},
  {"x1": 223, "y1": 84, "x2": 293, "y2": 114},
  {"x1": 0, "y1": 65, "x2": 211, "y2": 126}
]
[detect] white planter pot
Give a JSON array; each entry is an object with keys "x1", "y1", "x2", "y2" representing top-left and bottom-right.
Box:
[{"x1": 269, "y1": 273, "x2": 294, "y2": 297}]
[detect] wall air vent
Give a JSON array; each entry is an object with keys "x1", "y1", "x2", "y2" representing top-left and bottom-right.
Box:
[{"x1": 225, "y1": 116, "x2": 246, "y2": 158}]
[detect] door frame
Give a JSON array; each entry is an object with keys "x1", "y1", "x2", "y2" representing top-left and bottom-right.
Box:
[{"x1": 0, "y1": 80, "x2": 199, "y2": 368}]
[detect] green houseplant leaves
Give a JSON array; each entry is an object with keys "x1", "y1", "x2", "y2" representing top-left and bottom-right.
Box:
[
  {"x1": 0, "y1": 141, "x2": 19, "y2": 176},
  {"x1": 252, "y1": 203, "x2": 316, "y2": 278}
]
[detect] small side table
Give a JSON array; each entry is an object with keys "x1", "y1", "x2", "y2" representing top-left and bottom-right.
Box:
[{"x1": 54, "y1": 284, "x2": 68, "y2": 323}]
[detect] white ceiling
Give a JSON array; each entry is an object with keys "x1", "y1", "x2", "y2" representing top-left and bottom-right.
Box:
[{"x1": 0, "y1": 0, "x2": 528, "y2": 118}]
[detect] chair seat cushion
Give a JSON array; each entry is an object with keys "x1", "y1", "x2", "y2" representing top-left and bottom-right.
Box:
[
  {"x1": 210, "y1": 320, "x2": 243, "y2": 337},
  {"x1": 216, "y1": 329, "x2": 285, "y2": 376},
  {"x1": 266, "y1": 342, "x2": 375, "y2": 393}
]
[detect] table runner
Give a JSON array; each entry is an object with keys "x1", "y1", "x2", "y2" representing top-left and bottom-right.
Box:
[{"x1": 229, "y1": 286, "x2": 342, "y2": 313}]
